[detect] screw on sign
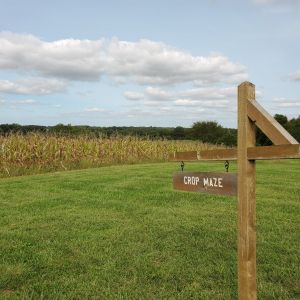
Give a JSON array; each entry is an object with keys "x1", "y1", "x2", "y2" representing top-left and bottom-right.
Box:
[{"x1": 170, "y1": 81, "x2": 300, "y2": 300}]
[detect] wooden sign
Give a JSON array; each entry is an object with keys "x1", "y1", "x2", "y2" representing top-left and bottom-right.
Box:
[
  {"x1": 170, "y1": 81, "x2": 300, "y2": 300},
  {"x1": 173, "y1": 172, "x2": 237, "y2": 196}
]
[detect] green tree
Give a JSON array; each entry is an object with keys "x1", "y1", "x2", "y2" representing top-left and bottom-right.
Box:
[
  {"x1": 172, "y1": 126, "x2": 185, "y2": 140},
  {"x1": 191, "y1": 121, "x2": 224, "y2": 144},
  {"x1": 274, "y1": 114, "x2": 288, "y2": 127},
  {"x1": 256, "y1": 114, "x2": 294, "y2": 146},
  {"x1": 221, "y1": 128, "x2": 237, "y2": 146},
  {"x1": 287, "y1": 116, "x2": 300, "y2": 142}
]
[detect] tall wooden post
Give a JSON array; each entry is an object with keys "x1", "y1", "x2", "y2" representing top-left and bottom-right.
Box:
[
  {"x1": 238, "y1": 82, "x2": 257, "y2": 299},
  {"x1": 172, "y1": 81, "x2": 299, "y2": 298}
]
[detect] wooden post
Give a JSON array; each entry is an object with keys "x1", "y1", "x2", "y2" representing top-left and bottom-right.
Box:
[
  {"x1": 238, "y1": 82, "x2": 257, "y2": 299},
  {"x1": 171, "y1": 82, "x2": 299, "y2": 298}
]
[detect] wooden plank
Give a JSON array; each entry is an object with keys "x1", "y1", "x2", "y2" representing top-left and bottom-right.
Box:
[
  {"x1": 238, "y1": 81, "x2": 257, "y2": 300},
  {"x1": 248, "y1": 144, "x2": 300, "y2": 160},
  {"x1": 173, "y1": 171, "x2": 237, "y2": 196},
  {"x1": 247, "y1": 100, "x2": 298, "y2": 145},
  {"x1": 169, "y1": 151, "x2": 198, "y2": 161},
  {"x1": 169, "y1": 144, "x2": 300, "y2": 161},
  {"x1": 198, "y1": 148, "x2": 237, "y2": 160},
  {"x1": 169, "y1": 149, "x2": 236, "y2": 161}
]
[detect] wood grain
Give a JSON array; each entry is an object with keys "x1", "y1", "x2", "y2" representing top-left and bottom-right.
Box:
[
  {"x1": 170, "y1": 144, "x2": 300, "y2": 161},
  {"x1": 248, "y1": 144, "x2": 300, "y2": 160},
  {"x1": 238, "y1": 81, "x2": 257, "y2": 300},
  {"x1": 173, "y1": 171, "x2": 237, "y2": 196}
]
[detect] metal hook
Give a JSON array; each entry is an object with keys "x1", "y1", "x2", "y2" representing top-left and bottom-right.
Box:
[
  {"x1": 224, "y1": 160, "x2": 229, "y2": 172},
  {"x1": 180, "y1": 161, "x2": 185, "y2": 172}
]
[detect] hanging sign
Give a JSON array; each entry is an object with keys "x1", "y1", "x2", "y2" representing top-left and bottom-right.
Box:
[{"x1": 173, "y1": 171, "x2": 237, "y2": 196}]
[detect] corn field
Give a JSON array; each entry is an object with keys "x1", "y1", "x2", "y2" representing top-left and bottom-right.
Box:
[{"x1": 0, "y1": 133, "x2": 221, "y2": 178}]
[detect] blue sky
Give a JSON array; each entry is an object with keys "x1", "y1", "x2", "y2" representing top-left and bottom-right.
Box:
[{"x1": 0, "y1": 0, "x2": 299, "y2": 128}]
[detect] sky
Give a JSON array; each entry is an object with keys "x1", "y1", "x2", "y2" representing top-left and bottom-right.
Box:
[{"x1": 0, "y1": 0, "x2": 299, "y2": 128}]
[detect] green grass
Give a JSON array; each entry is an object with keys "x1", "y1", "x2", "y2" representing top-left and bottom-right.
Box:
[{"x1": 0, "y1": 161, "x2": 299, "y2": 299}]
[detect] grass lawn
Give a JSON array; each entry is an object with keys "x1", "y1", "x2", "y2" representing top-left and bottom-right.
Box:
[{"x1": 0, "y1": 160, "x2": 299, "y2": 299}]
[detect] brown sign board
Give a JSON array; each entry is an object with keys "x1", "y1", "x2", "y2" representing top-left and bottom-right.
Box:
[{"x1": 173, "y1": 172, "x2": 237, "y2": 196}]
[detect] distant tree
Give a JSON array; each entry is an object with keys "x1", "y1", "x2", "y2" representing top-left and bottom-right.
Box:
[
  {"x1": 256, "y1": 114, "x2": 290, "y2": 146},
  {"x1": 184, "y1": 128, "x2": 193, "y2": 140},
  {"x1": 172, "y1": 126, "x2": 185, "y2": 139},
  {"x1": 287, "y1": 115, "x2": 300, "y2": 142},
  {"x1": 0, "y1": 123, "x2": 22, "y2": 134},
  {"x1": 274, "y1": 114, "x2": 288, "y2": 127},
  {"x1": 221, "y1": 128, "x2": 237, "y2": 146},
  {"x1": 191, "y1": 121, "x2": 224, "y2": 144},
  {"x1": 256, "y1": 128, "x2": 272, "y2": 146}
]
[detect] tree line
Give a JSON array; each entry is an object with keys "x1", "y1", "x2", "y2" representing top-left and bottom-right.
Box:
[{"x1": 0, "y1": 114, "x2": 299, "y2": 146}]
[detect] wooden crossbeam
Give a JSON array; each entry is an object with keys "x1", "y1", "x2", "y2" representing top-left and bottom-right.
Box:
[
  {"x1": 169, "y1": 144, "x2": 300, "y2": 161},
  {"x1": 248, "y1": 144, "x2": 300, "y2": 160},
  {"x1": 172, "y1": 151, "x2": 199, "y2": 160},
  {"x1": 247, "y1": 100, "x2": 298, "y2": 145},
  {"x1": 169, "y1": 149, "x2": 236, "y2": 161},
  {"x1": 198, "y1": 148, "x2": 237, "y2": 160}
]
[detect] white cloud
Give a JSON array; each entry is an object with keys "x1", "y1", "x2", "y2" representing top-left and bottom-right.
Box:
[
  {"x1": 178, "y1": 87, "x2": 235, "y2": 100},
  {"x1": 84, "y1": 107, "x2": 106, "y2": 112},
  {"x1": 253, "y1": 0, "x2": 300, "y2": 11},
  {"x1": 1, "y1": 98, "x2": 37, "y2": 107},
  {"x1": 17, "y1": 99, "x2": 36, "y2": 104},
  {"x1": 278, "y1": 101, "x2": 300, "y2": 107},
  {"x1": 253, "y1": 0, "x2": 300, "y2": 6},
  {"x1": 145, "y1": 86, "x2": 172, "y2": 101},
  {"x1": 113, "y1": 106, "x2": 209, "y2": 124},
  {"x1": 273, "y1": 97, "x2": 300, "y2": 108},
  {"x1": 0, "y1": 32, "x2": 248, "y2": 86},
  {"x1": 105, "y1": 39, "x2": 247, "y2": 85},
  {"x1": 0, "y1": 32, "x2": 248, "y2": 124},
  {"x1": 123, "y1": 91, "x2": 144, "y2": 101},
  {"x1": 173, "y1": 99, "x2": 200, "y2": 106},
  {"x1": 0, "y1": 32, "x2": 105, "y2": 81},
  {"x1": 174, "y1": 99, "x2": 229, "y2": 108},
  {"x1": 289, "y1": 69, "x2": 300, "y2": 81},
  {"x1": 0, "y1": 78, "x2": 67, "y2": 95},
  {"x1": 125, "y1": 86, "x2": 235, "y2": 109}
]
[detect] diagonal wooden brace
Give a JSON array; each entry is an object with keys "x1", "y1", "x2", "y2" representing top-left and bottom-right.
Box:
[{"x1": 247, "y1": 100, "x2": 298, "y2": 145}]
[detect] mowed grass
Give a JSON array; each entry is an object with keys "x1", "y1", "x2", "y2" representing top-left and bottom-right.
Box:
[{"x1": 0, "y1": 160, "x2": 299, "y2": 299}]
